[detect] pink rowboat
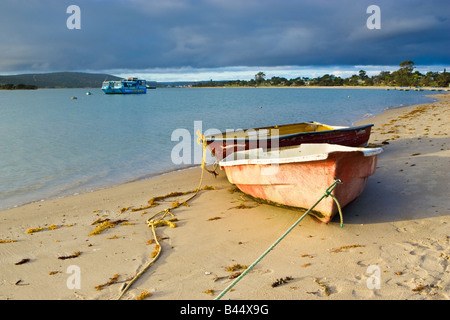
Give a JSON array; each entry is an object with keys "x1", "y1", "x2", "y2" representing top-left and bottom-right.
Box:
[
  {"x1": 204, "y1": 122, "x2": 374, "y2": 161},
  {"x1": 219, "y1": 144, "x2": 383, "y2": 223}
]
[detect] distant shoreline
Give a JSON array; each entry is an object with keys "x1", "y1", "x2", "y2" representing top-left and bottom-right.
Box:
[
  {"x1": 3, "y1": 85, "x2": 447, "y2": 91},
  {"x1": 189, "y1": 85, "x2": 450, "y2": 91},
  {"x1": 272, "y1": 86, "x2": 449, "y2": 90}
]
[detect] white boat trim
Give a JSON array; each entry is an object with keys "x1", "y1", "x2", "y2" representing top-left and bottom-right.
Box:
[{"x1": 219, "y1": 143, "x2": 384, "y2": 167}]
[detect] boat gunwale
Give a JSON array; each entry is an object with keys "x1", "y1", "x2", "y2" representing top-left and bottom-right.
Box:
[
  {"x1": 204, "y1": 123, "x2": 374, "y2": 142},
  {"x1": 218, "y1": 144, "x2": 383, "y2": 167}
]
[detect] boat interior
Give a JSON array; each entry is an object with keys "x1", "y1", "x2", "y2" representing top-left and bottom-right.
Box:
[{"x1": 206, "y1": 122, "x2": 343, "y2": 141}]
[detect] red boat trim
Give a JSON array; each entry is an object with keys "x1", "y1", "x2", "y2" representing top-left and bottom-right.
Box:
[{"x1": 205, "y1": 124, "x2": 373, "y2": 142}]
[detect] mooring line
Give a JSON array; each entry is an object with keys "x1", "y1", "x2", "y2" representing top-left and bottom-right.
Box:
[{"x1": 214, "y1": 178, "x2": 343, "y2": 300}]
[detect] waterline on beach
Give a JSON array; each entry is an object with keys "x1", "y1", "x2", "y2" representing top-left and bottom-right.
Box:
[{"x1": 0, "y1": 88, "x2": 442, "y2": 210}]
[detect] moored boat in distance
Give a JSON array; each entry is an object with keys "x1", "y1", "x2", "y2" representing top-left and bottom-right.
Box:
[
  {"x1": 203, "y1": 121, "x2": 374, "y2": 161},
  {"x1": 102, "y1": 77, "x2": 147, "y2": 94},
  {"x1": 219, "y1": 143, "x2": 383, "y2": 223}
]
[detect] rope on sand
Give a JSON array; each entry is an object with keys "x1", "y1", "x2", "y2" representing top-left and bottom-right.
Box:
[
  {"x1": 118, "y1": 132, "x2": 343, "y2": 300},
  {"x1": 117, "y1": 219, "x2": 161, "y2": 300},
  {"x1": 117, "y1": 131, "x2": 214, "y2": 299},
  {"x1": 214, "y1": 178, "x2": 343, "y2": 300}
]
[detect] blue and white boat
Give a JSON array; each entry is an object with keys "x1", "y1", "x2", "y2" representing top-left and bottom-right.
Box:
[{"x1": 102, "y1": 77, "x2": 147, "y2": 94}]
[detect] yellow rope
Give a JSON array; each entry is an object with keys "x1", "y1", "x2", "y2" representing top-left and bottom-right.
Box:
[
  {"x1": 117, "y1": 129, "x2": 211, "y2": 299},
  {"x1": 196, "y1": 130, "x2": 219, "y2": 177},
  {"x1": 117, "y1": 221, "x2": 161, "y2": 300}
]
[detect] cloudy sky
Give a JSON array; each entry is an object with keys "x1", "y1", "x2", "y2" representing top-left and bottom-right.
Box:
[{"x1": 0, "y1": 0, "x2": 449, "y2": 81}]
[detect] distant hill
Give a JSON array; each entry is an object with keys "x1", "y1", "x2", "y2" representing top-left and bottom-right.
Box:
[{"x1": 0, "y1": 72, "x2": 122, "y2": 88}]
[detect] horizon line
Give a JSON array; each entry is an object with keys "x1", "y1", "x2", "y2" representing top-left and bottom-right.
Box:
[{"x1": 2, "y1": 64, "x2": 449, "y2": 83}]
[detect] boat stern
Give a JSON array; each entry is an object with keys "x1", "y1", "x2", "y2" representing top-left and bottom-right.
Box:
[{"x1": 220, "y1": 144, "x2": 383, "y2": 224}]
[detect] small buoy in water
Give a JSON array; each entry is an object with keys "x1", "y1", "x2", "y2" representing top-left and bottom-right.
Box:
[{"x1": 347, "y1": 96, "x2": 350, "y2": 98}]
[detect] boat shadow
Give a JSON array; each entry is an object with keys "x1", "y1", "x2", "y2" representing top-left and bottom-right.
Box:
[{"x1": 338, "y1": 136, "x2": 449, "y2": 224}]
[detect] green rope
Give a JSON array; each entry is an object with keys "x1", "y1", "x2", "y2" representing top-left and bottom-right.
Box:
[
  {"x1": 329, "y1": 193, "x2": 344, "y2": 228},
  {"x1": 214, "y1": 178, "x2": 343, "y2": 300}
]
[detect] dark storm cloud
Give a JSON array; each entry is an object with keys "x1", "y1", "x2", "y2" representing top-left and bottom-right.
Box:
[{"x1": 0, "y1": 0, "x2": 448, "y2": 73}]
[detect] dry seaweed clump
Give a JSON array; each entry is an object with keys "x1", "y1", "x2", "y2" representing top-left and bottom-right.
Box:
[
  {"x1": 88, "y1": 219, "x2": 128, "y2": 236},
  {"x1": 314, "y1": 278, "x2": 330, "y2": 296},
  {"x1": 330, "y1": 244, "x2": 365, "y2": 253},
  {"x1": 15, "y1": 258, "x2": 30, "y2": 265},
  {"x1": 120, "y1": 206, "x2": 130, "y2": 213},
  {"x1": 0, "y1": 239, "x2": 17, "y2": 243},
  {"x1": 204, "y1": 289, "x2": 214, "y2": 296},
  {"x1": 224, "y1": 264, "x2": 247, "y2": 272},
  {"x1": 150, "y1": 244, "x2": 161, "y2": 258},
  {"x1": 25, "y1": 224, "x2": 69, "y2": 234},
  {"x1": 271, "y1": 276, "x2": 293, "y2": 288},
  {"x1": 95, "y1": 274, "x2": 120, "y2": 291},
  {"x1": 58, "y1": 251, "x2": 81, "y2": 260},
  {"x1": 131, "y1": 190, "x2": 197, "y2": 212},
  {"x1": 25, "y1": 227, "x2": 44, "y2": 234},
  {"x1": 201, "y1": 185, "x2": 217, "y2": 190},
  {"x1": 232, "y1": 203, "x2": 255, "y2": 209},
  {"x1": 136, "y1": 290, "x2": 152, "y2": 300}
]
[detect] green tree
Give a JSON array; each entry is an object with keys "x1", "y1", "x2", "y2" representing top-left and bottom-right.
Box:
[
  {"x1": 313, "y1": 74, "x2": 343, "y2": 86},
  {"x1": 372, "y1": 71, "x2": 391, "y2": 85},
  {"x1": 270, "y1": 76, "x2": 282, "y2": 86},
  {"x1": 359, "y1": 70, "x2": 368, "y2": 80},
  {"x1": 422, "y1": 71, "x2": 438, "y2": 87},
  {"x1": 291, "y1": 77, "x2": 305, "y2": 86},
  {"x1": 399, "y1": 60, "x2": 415, "y2": 73},
  {"x1": 394, "y1": 60, "x2": 415, "y2": 86},
  {"x1": 255, "y1": 72, "x2": 266, "y2": 85},
  {"x1": 344, "y1": 74, "x2": 360, "y2": 86},
  {"x1": 436, "y1": 69, "x2": 450, "y2": 87}
]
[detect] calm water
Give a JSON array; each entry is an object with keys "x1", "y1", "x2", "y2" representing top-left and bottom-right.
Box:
[{"x1": 0, "y1": 87, "x2": 441, "y2": 210}]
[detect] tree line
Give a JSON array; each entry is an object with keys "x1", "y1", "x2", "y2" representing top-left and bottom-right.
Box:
[
  {"x1": 193, "y1": 61, "x2": 450, "y2": 88},
  {"x1": 0, "y1": 83, "x2": 38, "y2": 90}
]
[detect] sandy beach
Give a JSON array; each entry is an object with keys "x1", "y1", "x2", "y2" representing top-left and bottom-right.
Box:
[{"x1": 1, "y1": 94, "x2": 449, "y2": 301}]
